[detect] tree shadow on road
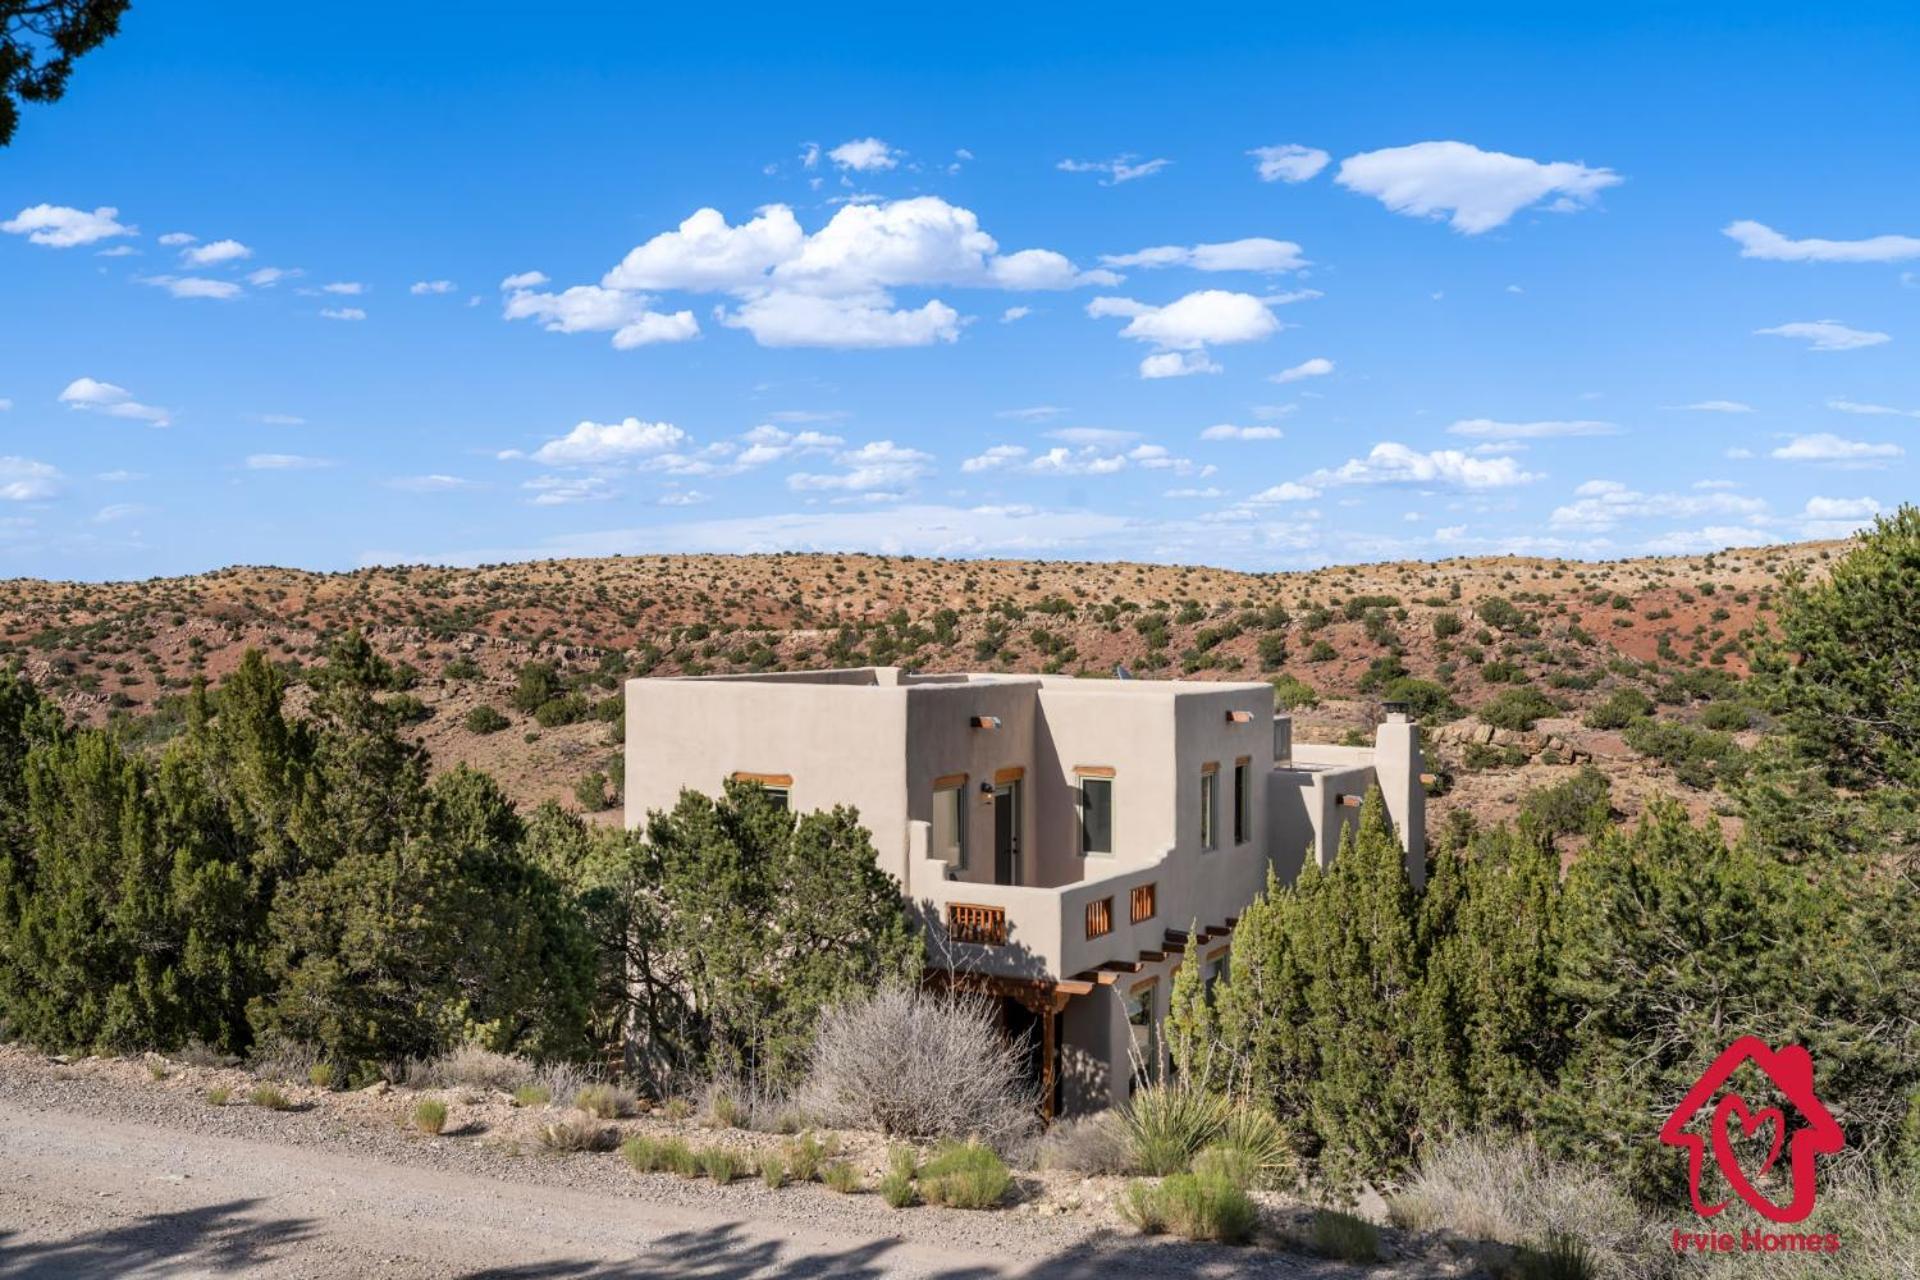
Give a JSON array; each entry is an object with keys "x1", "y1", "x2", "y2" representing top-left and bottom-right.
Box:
[{"x1": 0, "y1": 1197, "x2": 316, "y2": 1277}]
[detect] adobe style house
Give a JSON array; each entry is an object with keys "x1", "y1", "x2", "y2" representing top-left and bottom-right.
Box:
[{"x1": 624, "y1": 667, "x2": 1424, "y2": 1117}]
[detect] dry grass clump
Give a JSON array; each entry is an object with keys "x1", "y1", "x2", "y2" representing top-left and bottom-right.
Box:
[
  {"x1": 802, "y1": 987, "x2": 1037, "y2": 1151},
  {"x1": 1306, "y1": 1208, "x2": 1379, "y2": 1263},
  {"x1": 1035, "y1": 1111, "x2": 1131, "y2": 1175},
  {"x1": 412, "y1": 1099, "x2": 448, "y2": 1135},
  {"x1": 406, "y1": 1044, "x2": 531, "y2": 1091},
  {"x1": 572, "y1": 1083, "x2": 637, "y2": 1118},
  {"x1": 1388, "y1": 1133, "x2": 1651, "y2": 1279},
  {"x1": 247, "y1": 1084, "x2": 293, "y2": 1111},
  {"x1": 781, "y1": 1132, "x2": 831, "y2": 1182},
  {"x1": 821, "y1": 1161, "x2": 862, "y2": 1194},
  {"x1": 249, "y1": 1038, "x2": 322, "y2": 1084},
  {"x1": 538, "y1": 1114, "x2": 613, "y2": 1152},
  {"x1": 205, "y1": 1086, "x2": 231, "y2": 1106},
  {"x1": 512, "y1": 1084, "x2": 552, "y2": 1108}
]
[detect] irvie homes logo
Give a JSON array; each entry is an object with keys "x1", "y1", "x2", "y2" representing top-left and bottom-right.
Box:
[{"x1": 1661, "y1": 1037, "x2": 1846, "y2": 1257}]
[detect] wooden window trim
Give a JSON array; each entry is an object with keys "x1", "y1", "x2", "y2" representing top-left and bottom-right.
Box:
[
  {"x1": 1234, "y1": 755, "x2": 1251, "y2": 767},
  {"x1": 1200, "y1": 761, "x2": 1220, "y2": 775},
  {"x1": 1207, "y1": 945, "x2": 1231, "y2": 964},
  {"x1": 1130, "y1": 976, "x2": 1159, "y2": 997},
  {"x1": 932, "y1": 772, "x2": 968, "y2": 790},
  {"x1": 1073, "y1": 765, "x2": 1116, "y2": 779},
  {"x1": 993, "y1": 765, "x2": 1026, "y2": 785},
  {"x1": 732, "y1": 771, "x2": 793, "y2": 787}
]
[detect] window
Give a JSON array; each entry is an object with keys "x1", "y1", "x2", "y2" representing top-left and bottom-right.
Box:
[
  {"x1": 1233, "y1": 759, "x2": 1250, "y2": 845},
  {"x1": 1130, "y1": 882, "x2": 1156, "y2": 924},
  {"x1": 1203, "y1": 949, "x2": 1230, "y2": 1002},
  {"x1": 731, "y1": 772, "x2": 791, "y2": 810},
  {"x1": 1086, "y1": 896, "x2": 1113, "y2": 939},
  {"x1": 931, "y1": 776, "x2": 966, "y2": 866},
  {"x1": 1199, "y1": 765, "x2": 1218, "y2": 850},
  {"x1": 1128, "y1": 981, "x2": 1159, "y2": 1093},
  {"x1": 1079, "y1": 774, "x2": 1114, "y2": 856}
]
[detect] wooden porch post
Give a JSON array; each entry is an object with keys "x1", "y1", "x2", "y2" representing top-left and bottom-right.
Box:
[{"x1": 1041, "y1": 1003, "x2": 1058, "y2": 1123}]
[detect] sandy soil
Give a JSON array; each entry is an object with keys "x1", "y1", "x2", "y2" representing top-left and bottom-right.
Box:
[{"x1": 0, "y1": 1048, "x2": 1447, "y2": 1279}]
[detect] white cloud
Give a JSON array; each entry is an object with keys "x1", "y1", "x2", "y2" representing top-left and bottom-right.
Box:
[
  {"x1": 1446, "y1": 418, "x2": 1619, "y2": 439},
  {"x1": 245, "y1": 453, "x2": 331, "y2": 470},
  {"x1": 1803, "y1": 496, "x2": 1881, "y2": 520},
  {"x1": 524, "y1": 474, "x2": 615, "y2": 505},
  {"x1": 92, "y1": 502, "x2": 151, "y2": 523},
  {"x1": 59, "y1": 377, "x2": 173, "y2": 426},
  {"x1": 320, "y1": 281, "x2": 365, "y2": 295},
  {"x1": 1248, "y1": 144, "x2": 1330, "y2": 183},
  {"x1": 157, "y1": 232, "x2": 196, "y2": 246},
  {"x1": 319, "y1": 306, "x2": 366, "y2": 321},
  {"x1": 1680, "y1": 400, "x2": 1754, "y2": 413},
  {"x1": 962, "y1": 444, "x2": 1029, "y2": 473},
  {"x1": 1828, "y1": 398, "x2": 1920, "y2": 419},
  {"x1": 1024, "y1": 446, "x2": 1129, "y2": 476},
  {"x1": 1334, "y1": 141, "x2": 1621, "y2": 234},
  {"x1": 137, "y1": 275, "x2": 242, "y2": 300},
  {"x1": 246, "y1": 267, "x2": 297, "y2": 287},
  {"x1": 1755, "y1": 320, "x2": 1890, "y2": 351},
  {"x1": 0, "y1": 457, "x2": 61, "y2": 501},
  {"x1": 500, "y1": 270, "x2": 550, "y2": 290},
  {"x1": 1724, "y1": 220, "x2": 1920, "y2": 264},
  {"x1": 527, "y1": 418, "x2": 690, "y2": 466},
  {"x1": 604, "y1": 206, "x2": 806, "y2": 291},
  {"x1": 1271, "y1": 356, "x2": 1334, "y2": 384},
  {"x1": 788, "y1": 440, "x2": 932, "y2": 491},
  {"x1": 1140, "y1": 351, "x2": 1221, "y2": 378},
  {"x1": 1769, "y1": 433, "x2": 1903, "y2": 463},
  {"x1": 1101, "y1": 238, "x2": 1307, "y2": 273},
  {"x1": 1090, "y1": 289, "x2": 1280, "y2": 349},
  {"x1": 181, "y1": 238, "x2": 251, "y2": 266},
  {"x1": 612, "y1": 310, "x2": 699, "y2": 347},
  {"x1": 722, "y1": 292, "x2": 960, "y2": 348},
  {"x1": 388, "y1": 474, "x2": 481, "y2": 492},
  {"x1": 827, "y1": 137, "x2": 900, "y2": 171},
  {"x1": 1304, "y1": 442, "x2": 1540, "y2": 489},
  {"x1": 734, "y1": 423, "x2": 843, "y2": 467},
  {"x1": 1000, "y1": 306, "x2": 1031, "y2": 324},
  {"x1": 1057, "y1": 155, "x2": 1171, "y2": 185},
  {"x1": 1550, "y1": 481, "x2": 1768, "y2": 531},
  {"x1": 251, "y1": 412, "x2": 306, "y2": 425},
  {"x1": 501, "y1": 282, "x2": 696, "y2": 347},
  {"x1": 1166, "y1": 487, "x2": 1226, "y2": 500},
  {"x1": 658, "y1": 490, "x2": 710, "y2": 507},
  {"x1": 1201, "y1": 424, "x2": 1283, "y2": 441},
  {"x1": 996, "y1": 405, "x2": 1067, "y2": 422},
  {"x1": 410, "y1": 279, "x2": 457, "y2": 295},
  {"x1": 1247, "y1": 482, "x2": 1319, "y2": 502},
  {"x1": 2, "y1": 204, "x2": 136, "y2": 247}
]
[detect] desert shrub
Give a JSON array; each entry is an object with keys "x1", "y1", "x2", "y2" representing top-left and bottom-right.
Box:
[
  {"x1": 916, "y1": 1140, "x2": 1011, "y2": 1209},
  {"x1": 880, "y1": 1148, "x2": 919, "y2": 1207},
  {"x1": 657, "y1": 1136, "x2": 698, "y2": 1177},
  {"x1": 1698, "y1": 699, "x2": 1755, "y2": 731},
  {"x1": 1308, "y1": 1208, "x2": 1380, "y2": 1262},
  {"x1": 573, "y1": 1083, "x2": 636, "y2": 1118},
  {"x1": 572, "y1": 770, "x2": 612, "y2": 811},
  {"x1": 699, "y1": 1147, "x2": 743, "y2": 1183},
  {"x1": 1381, "y1": 676, "x2": 1459, "y2": 722},
  {"x1": 1269, "y1": 672, "x2": 1319, "y2": 710},
  {"x1": 821, "y1": 1161, "x2": 861, "y2": 1193},
  {"x1": 205, "y1": 1086, "x2": 231, "y2": 1106},
  {"x1": 1517, "y1": 766, "x2": 1611, "y2": 840},
  {"x1": 1213, "y1": 1105, "x2": 1291, "y2": 1186},
  {"x1": 1583, "y1": 687, "x2": 1652, "y2": 730},
  {"x1": 539, "y1": 1114, "x2": 613, "y2": 1152},
  {"x1": 1123, "y1": 1174, "x2": 1255, "y2": 1243},
  {"x1": 1120, "y1": 1082, "x2": 1229, "y2": 1175},
  {"x1": 307, "y1": 1063, "x2": 335, "y2": 1089},
  {"x1": 660, "y1": 1097, "x2": 692, "y2": 1121},
  {"x1": 621, "y1": 1136, "x2": 664, "y2": 1173},
  {"x1": 1622, "y1": 718, "x2": 1741, "y2": 789},
  {"x1": 513, "y1": 1084, "x2": 551, "y2": 1108},
  {"x1": 802, "y1": 987, "x2": 1036, "y2": 1149},
  {"x1": 1387, "y1": 1133, "x2": 1649, "y2": 1278},
  {"x1": 783, "y1": 1133, "x2": 829, "y2": 1182},
  {"x1": 1479, "y1": 687, "x2": 1559, "y2": 732},
  {"x1": 250, "y1": 1038, "x2": 323, "y2": 1084},
  {"x1": 1190, "y1": 1144, "x2": 1258, "y2": 1189},
  {"x1": 412, "y1": 1099, "x2": 448, "y2": 1135},
  {"x1": 758, "y1": 1152, "x2": 788, "y2": 1188},
  {"x1": 1433, "y1": 611, "x2": 1464, "y2": 639},
  {"x1": 248, "y1": 1084, "x2": 292, "y2": 1110},
  {"x1": 463, "y1": 705, "x2": 510, "y2": 734},
  {"x1": 1034, "y1": 1110, "x2": 1131, "y2": 1175},
  {"x1": 1118, "y1": 1180, "x2": 1166, "y2": 1233},
  {"x1": 1514, "y1": 1234, "x2": 1597, "y2": 1280}
]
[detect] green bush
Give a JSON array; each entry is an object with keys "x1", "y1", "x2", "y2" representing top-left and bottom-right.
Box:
[
  {"x1": 621, "y1": 1136, "x2": 664, "y2": 1172},
  {"x1": 308, "y1": 1063, "x2": 335, "y2": 1089},
  {"x1": 1130, "y1": 1173, "x2": 1257, "y2": 1244},
  {"x1": 1308, "y1": 1208, "x2": 1380, "y2": 1262},
  {"x1": 248, "y1": 1085, "x2": 292, "y2": 1111},
  {"x1": 1190, "y1": 1144, "x2": 1259, "y2": 1188},
  {"x1": 916, "y1": 1140, "x2": 1011, "y2": 1209},
  {"x1": 700, "y1": 1147, "x2": 743, "y2": 1183},
  {"x1": 1478, "y1": 687, "x2": 1559, "y2": 732},
  {"x1": 205, "y1": 1086, "x2": 231, "y2": 1106},
  {"x1": 821, "y1": 1160, "x2": 862, "y2": 1193},
  {"x1": 783, "y1": 1133, "x2": 828, "y2": 1182},
  {"x1": 1121, "y1": 1083, "x2": 1228, "y2": 1175},
  {"x1": 658, "y1": 1137, "x2": 698, "y2": 1177},
  {"x1": 1583, "y1": 687, "x2": 1652, "y2": 729},
  {"x1": 879, "y1": 1168, "x2": 917, "y2": 1208},
  {"x1": 1518, "y1": 766, "x2": 1611, "y2": 839},
  {"x1": 513, "y1": 1084, "x2": 551, "y2": 1108},
  {"x1": 1270, "y1": 673, "x2": 1319, "y2": 710},
  {"x1": 412, "y1": 1099, "x2": 448, "y2": 1135},
  {"x1": 1513, "y1": 1232, "x2": 1596, "y2": 1280},
  {"x1": 573, "y1": 1084, "x2": 635, "y2": 1118},
  {"x1": 463, "y1": 704, "x2": 509, "y2": 734},
  {"x1": 758, "y1": 1151, "x2": 788, "y2": 1188}
]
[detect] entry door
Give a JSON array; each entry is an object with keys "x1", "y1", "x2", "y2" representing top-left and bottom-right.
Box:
[{"x1": 993, "y1": 781, "x2": 1021, "y2": 886}]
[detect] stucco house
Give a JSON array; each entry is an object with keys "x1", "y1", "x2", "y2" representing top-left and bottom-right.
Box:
[{"x1": 624, "y1": 666, "x2": 1424, "y2": 1117}]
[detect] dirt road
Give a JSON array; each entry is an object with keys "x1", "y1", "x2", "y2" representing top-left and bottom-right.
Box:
[{"x1": 0, "y1": 1060, "x2": 1370, "y2": 1279}]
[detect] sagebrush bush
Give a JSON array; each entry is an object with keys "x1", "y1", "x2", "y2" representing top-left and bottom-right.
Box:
[
  {"x1": 308, "y1": 1063, "x2": 335, "y2": 1089},
  {"x1": 406, "y1": 1044, "x2": 533, "y2": 1092},
  {"x1": 1190, "y1": 1144, "x2": 1259, "y2": 1189},
  {"x1": 759, "y1": 1152, "x2": 788, "y2": 1189},
  {"x1": 659, "y1": 1137, "x2": 699, "y2": 1178},
  {"x1": 1035, "y1": 1111, "x2": 1131, "y2": 1175},
  {"x1": 801, "y1": 987, "x2": 1036, "y2": 1150}
]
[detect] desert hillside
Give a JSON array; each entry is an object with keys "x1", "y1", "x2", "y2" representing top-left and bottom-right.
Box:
[{"x1": 0, "y1": 540, "x2": 1839, "y2": 839}]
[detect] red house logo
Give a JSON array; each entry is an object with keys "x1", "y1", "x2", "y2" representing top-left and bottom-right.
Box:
[{"x1": 1660, "y1": 1037, "x2": 1844, "y2": 1224}]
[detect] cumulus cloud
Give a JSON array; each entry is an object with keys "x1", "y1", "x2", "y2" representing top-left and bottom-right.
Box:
[
  {"x1": 1446, "y1": 418, "x2": 1619, "y2": 439},
  {"x1": 1201, "y1": 424, "x2": 1283, "y2": 441},
  {"x1": 524, "y1": 418, "x2": 690, "y2": 466},
  {"x1": 0, "y1": 457, "x2": 61, "y2": 501},
  {"x1": 319, "y1": 306, "x2": 366, "y2": 321},
  {"x1": 181, "y1": 238, "x2": 251, "y2": 266},
  {"x1": 1549, "y1": 480, "x2": 1768, "y2": 530},
  {"x1": 720, "y1": 293, "x2": 959, "y2": 348},
  {"x1": 1247, "y1": 481, "x2": 1319, "y2": 502},
  {"x1": 1303, "y1": 442, "x2": 1539, "y2": 489},
  {"x1": 1755, "y1": 320, "x2": 1891, "y2": 351},
  {"x1": 1057, "y1": 155, "x2": 1172, "y2": 185},
  {"x1": 1248, "y1": 144, "x2": 1330, "y2": 183},
  {"x1": 410, "y1": 279, "x2": 458, "y2": 295},
  {"x1": 734, "y1": 423, "x2": 843, "y2": 467},
  {"x1": 1000, "y1": 306, "x2": 1031, "y2": 323},
  {"x1": 137, "y1": 274, "x2": 242, "y2": 300},
  {"x1": 1271, "y1": 357, "x2": 1334, "y2": 384},
  {"x1": 500, "y1": 270, "x2": 550, "y2": 290},
  {"x1": 788, "y1": 440, "x2": 932, "y2": 491},
  {"x1": 2, "y1": 204, "x2": 136, "y2": 247},
  {"x1": 604, "y1": 207, "x2": 805, "y2": 292},
  {"x1": 961, "y1": 444, "x2": 1029, "y2": 473},
  {"x1": 827, "y1": 137, "x2": 900, "y2": 171},
  {"x1": 501, "y1": 282, "x2": 697, "y2": 347},
  {"x1": 1140, "y1": 351, "x2": 1221, "y2": 378},
  {"x1": 59, "y1": 377, "x2": 173, "y2": 426},
  {"x1": 1724, "y1": 220, "x2": 1920, "y2": 264},
  {"x1": 1090, "y1": 289, "x2": 1280, "y2": 350},
  {"x1": 1802, "y1": 495, "x2": 1881, "y2": 520},
  {"x1": 1334, "y1": 141, "x2": 1621, "y2": 234},
  {"x1": 1101, "y1": 238, "x2": 1307, "y2": 273},
  {"x1": 1769, "y1": 433, "x2": 1903, "y2": 463},
  {"x1": 158, "y1": 232, "x2": 196, "y2": 246}
]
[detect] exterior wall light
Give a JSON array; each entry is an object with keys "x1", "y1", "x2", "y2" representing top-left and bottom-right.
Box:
[{"x1": 970, "y1": 715, "x2": 1001, "y2": 729}]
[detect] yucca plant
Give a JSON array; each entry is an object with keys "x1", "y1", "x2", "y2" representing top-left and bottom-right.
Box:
[{"x1": 1120, "y1": 1083, "x2": 1229, "y2": 1175}]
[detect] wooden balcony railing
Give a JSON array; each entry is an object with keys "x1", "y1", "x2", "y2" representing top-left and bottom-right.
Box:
[
  {"x1": 1130, "y1": 882, "x2": 1157, "y2": 924},
  {"x1": 947, "y1": 902, "x2": 1008, "y2": 946},
  {"x1": 1085, "y1": 896, "x2": 1113, "y2": 939}
]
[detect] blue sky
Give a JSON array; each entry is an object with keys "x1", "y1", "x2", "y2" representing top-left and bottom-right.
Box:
[{"x1": 2, "y1": 2, "x2": 1916, "y2": 580}]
